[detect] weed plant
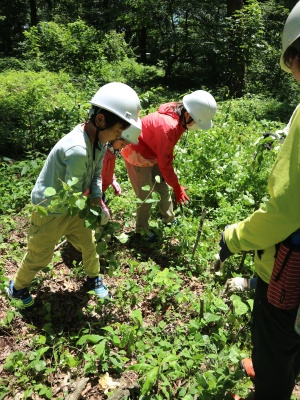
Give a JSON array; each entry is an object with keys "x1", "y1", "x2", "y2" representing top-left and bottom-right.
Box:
[{"x1": 0, "y1": 96, "x2": 298, "y2": 399}]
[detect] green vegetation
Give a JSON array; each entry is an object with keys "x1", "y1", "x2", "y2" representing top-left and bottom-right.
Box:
[
  {"x1": 1, "y1": 0, "x2": 300, "y2": 398},
  {"x1": 1, "y1": 95, "x2": 298, "y2": 399}
]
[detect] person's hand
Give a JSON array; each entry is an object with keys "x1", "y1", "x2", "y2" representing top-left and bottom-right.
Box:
[
  {"x1": 99, "y1": 200, "x2": 110, "y2": 225},
  {"x1": 219, "y1": 229, "x2": 233, "y2": 262},
  {"x1": 112, "y1": 180, "x2": 121, "y2": 196},
  {"x1": 224, "y1": 277, "x2": 247, "y2": 293},
  {"x1": 261, "y1": 132, "x2": 277, "y2": 150},
  {"x1": 213, "y1": 254, "x2": 224, "y2": 271},
  {"x1": 174, "y1": 185, "x2": 190, "y2": 205}
]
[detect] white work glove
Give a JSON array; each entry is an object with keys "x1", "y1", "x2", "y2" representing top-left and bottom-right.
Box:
[
  {"x1": 213, "y1": 253, "x2": 224, "y2": 271},
  {"x1": 224, "y1": 277, "x2": 246, "y2": 293},
  {"x1": 99, "y1": 200, "x2": 110, "y2": 225}
]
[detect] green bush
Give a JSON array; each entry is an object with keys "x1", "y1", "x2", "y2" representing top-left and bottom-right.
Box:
[
  {"x1": 0, "y1": 57, "x2": 25, "y2": 71},
  {"x1": 21, "y1": 20, "x2": 105, "y2": 74},
  {"x1": 91, "y1": 57, "x2": 164, "y2": 90},
  {"x1": 0, "y1": 70, "x2": 86, "y2": 157}
]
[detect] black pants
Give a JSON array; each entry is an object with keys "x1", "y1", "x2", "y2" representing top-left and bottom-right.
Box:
[{"x1": 251, "y1": 277, "x2": 300, "y2": 400}]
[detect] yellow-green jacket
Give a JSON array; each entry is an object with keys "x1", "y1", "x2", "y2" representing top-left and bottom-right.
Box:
[{"x1": 224, "y1": 106, "x2": 300, "y2": 283}]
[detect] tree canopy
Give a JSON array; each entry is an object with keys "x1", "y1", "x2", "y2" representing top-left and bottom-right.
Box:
[{"x1": 0, "y1": 0, "x2": 299, "y2": 98}]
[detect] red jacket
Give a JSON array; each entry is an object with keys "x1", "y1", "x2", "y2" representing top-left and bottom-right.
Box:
[
  {"x1": 130, "y1": 103, "x2": 186, "y2": 189},
  {"x1": 101, "y1": 148, "x2": 116, "y2": 193}
]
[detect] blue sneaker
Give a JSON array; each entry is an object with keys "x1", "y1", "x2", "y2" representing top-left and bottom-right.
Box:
[
  {"x1": 136, "y1": 230, "x2": 159, "y2": 243},
  {"x1": 7, "y1": 280, "x2": 35, "y2": 310},
  {"x1": 164, "y1": 218, "x2": 178, "y2": 227},
  {"x1": 147, "y1": 231, "x2": 158, "y2": 243},
  {"x1": 86, "y1": 277, "x2": 111, "y2": 299}
]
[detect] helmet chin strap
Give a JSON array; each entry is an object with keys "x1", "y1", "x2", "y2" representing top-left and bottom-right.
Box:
[
  {"x1": 184, "y1": 115, "x2": 194, "y2": 129},
  {"x1": 93, "y1": 126, "x2": 107, "y2": 160},
  {"x1": 91, "y1": 112, "x2": 106, "y2": 160}
]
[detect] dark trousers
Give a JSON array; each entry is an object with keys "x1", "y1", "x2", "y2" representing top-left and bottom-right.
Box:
[{"x1": 251, "y1": 277, "x2": 300, "y2": 400}]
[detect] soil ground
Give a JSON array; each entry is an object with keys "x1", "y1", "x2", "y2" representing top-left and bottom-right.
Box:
[{"x1": 1, "y1": 215, "x2": 300, "y2": 399}]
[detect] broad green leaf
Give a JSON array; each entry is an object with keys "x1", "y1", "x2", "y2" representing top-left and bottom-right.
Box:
[
  {"x1": 203, "y1": 313, "x2": 221, "y2": 323},
  {"x1": 141, "y1": 185, "x2": 150, "y2": 191},
  {"x1": 67, "y1": 177, "x2": 79, "y2": 186},
  {"x1": 110, "y1": 222, "x2": 122, "y2": 230},
  {"x1": 37, "y1": 335, "x2": 47, "y2": 344},
  {"x1": 102, "y1": 326, "x2": 114, "y2": 333},
  {"x1": 36, "y1": 346, "x2": 50, "y2": 357},
  {"x1": 44, "y1": 187, "x2": 56, "y2": 197},
  {"x1": 64, "y1": 353, "x2": 80, "y2": 367},
  {"x1": 90, "y1": 208, "x2": 100, "y2": 216},
  {"x1": 131, "y1": 309, "x2": 143, "y2": 326},
  {"x1": 182, "y1": 394, "x2": 194, "y2": 400},
  {"x1": 96, "y1": 241, "x2": 107, "y2": 254},
  {"x1": 110, "y1": 356, "x2": 123, "y2": 370},
  {"x1": 232, "y1": 295, "x2": 249, "y2": 315},
  {"x1": 37, "y1": 205, "x2": 48, "y2": 216},
  {"x1": 141, "y1": 366, "x2": 159, "y2": 395},
  {"x1": 162, "y1": 354, "x2": 178, "y2": 364},
  {"x1": 112, "y1": 335, "x2": 121, "y2": 345},
  {"x1": 145, "y1": 198, "x2": 157, "y2": 203},
  {"x1": 39, "y1": 386, "x2": 52, "y2": 400},
  {"x1": 75, "y1": 198, "x2": 86, "y2": 210},
  {"x1": 214, "y1": 297, "x2": 228, "y2": 311},
  {"x1": 94, "y1": 340, "x2": 107, "y2": 356},
  {"x1": 152, "y1": 192, "x2": 160, "y2": 200},
  {"x1": 31, "y1": 360, "x2": 46, "y2": 372},
  {"x1": 23, "y1": 389, "x2": 34, "y2": 398},
  {"x1": 76, "y1": 334, "x2": 103, "y2": 345},
  {"x1": 247, "y1": 298, "x2": 254, "y2": 311},
  {"x1": 116, "y1": 232, "x2": 129, "y2": 243},
  {"x1": 127, "y1": 363, "x2": 152, "y2": 371},
  {"x1": 186, "y1": 359, "x2": 194, "y2": 368},
  {"x1": 5, "y1": 309, "x2": 14, "y2": 324}
]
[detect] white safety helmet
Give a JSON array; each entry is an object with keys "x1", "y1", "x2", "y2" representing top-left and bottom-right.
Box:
[
  {"x1": 89, "y1": 82, "x2": 142, "y2": 130},
  {"x1": 121, "y1": 118, "x2": 141, "y2": 145},
  {"x1": 183, "y1": 90, "x2": 217, "y2": 130},
  {"x1": 280, "y1": 1, "x2": 300, "y2": 73}
]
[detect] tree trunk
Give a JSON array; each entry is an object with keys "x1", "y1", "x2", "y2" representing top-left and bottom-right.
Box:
[
  {"x1": 226, "y1": 0, "x2": 245, "y2": 97},
  {"x1": 227, "y1": 0, "x2": 243, "y2": 17},
  {"x1": 29, "y1": 0, "x2": 37, "y2": 26}
]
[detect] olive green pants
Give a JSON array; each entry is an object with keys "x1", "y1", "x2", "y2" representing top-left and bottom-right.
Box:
[
  {"x1": 14, "y1": 211, "x2": 99, "y2": 290},
  {"x1": 125, "y1": 161, "x2": 175, "y2": 232}
]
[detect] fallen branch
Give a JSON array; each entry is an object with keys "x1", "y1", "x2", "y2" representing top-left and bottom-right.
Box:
[
  {"x1": 109, "y1": 388, "x2": 131, "y2": 400},
  {"x1": 65, "y1": 377, "x2": 89, "y2": 400},
  {"x1": 54, "y1": 238, "x2": 68, "y2": 252}
]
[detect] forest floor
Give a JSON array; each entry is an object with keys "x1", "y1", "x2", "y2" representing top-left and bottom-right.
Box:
[{"x1": 1, "y1": 214, "x2": 300, "y2": 400}]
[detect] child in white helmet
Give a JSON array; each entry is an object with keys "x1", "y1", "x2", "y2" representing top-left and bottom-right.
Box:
[
  {"x1": 7, "y1": 82, "x2": 141, "y2": 309},
  {"x1": 122, "y1": 90, "x2": 217, "y2": 242}
]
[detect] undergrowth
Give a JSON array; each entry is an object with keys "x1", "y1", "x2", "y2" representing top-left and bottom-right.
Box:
[{"x1": 0, "y1": 96, "x2": 298, "y2": 399}]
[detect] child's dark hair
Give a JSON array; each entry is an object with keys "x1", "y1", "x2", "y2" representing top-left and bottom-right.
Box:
[
  {"x1": 283, "y1": 38, "x2": 300, "y2": 69},
  {"x1": 169, "y1": 102, "x2": 194, "y2": 126},
  {"x1": 90, "y1": 107, "x2": 130, "y2": 130}
]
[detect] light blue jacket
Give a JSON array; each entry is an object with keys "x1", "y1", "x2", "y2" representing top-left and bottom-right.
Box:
[{"x1": 31, "y1": 124, "x2": 107, "y2": 214}]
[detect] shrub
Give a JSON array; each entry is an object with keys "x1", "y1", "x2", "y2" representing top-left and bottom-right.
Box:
[{"x1": 0, "y1": 70, "x2": 87, "y2": 157}]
